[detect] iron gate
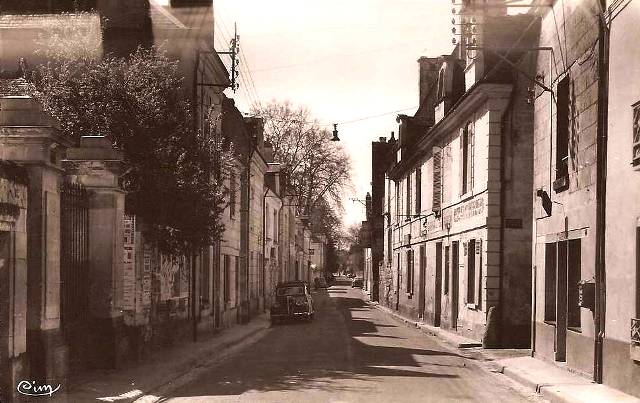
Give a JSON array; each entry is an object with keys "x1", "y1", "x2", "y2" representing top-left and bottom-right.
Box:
[{"x1": 60, "y1": 181, "x2": 90, "y2": 331}]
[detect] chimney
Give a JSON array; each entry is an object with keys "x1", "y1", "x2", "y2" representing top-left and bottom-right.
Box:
[
  {"x1": 416, "y1": 57, "x2": 440, "y2": 126},
  {"x1": 263, "y1": 141, "x2": 274, "y2": 163}
]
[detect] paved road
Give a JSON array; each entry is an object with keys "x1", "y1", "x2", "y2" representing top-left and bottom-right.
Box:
[{"x1": 162, "y1": 278, "x2": 542, "y2": 403}]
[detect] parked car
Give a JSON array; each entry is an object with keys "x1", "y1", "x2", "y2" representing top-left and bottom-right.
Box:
[
  {"x1": 313, "y1": 277, "x2": 328, "y2": 289},
  {"x1": 351, "y1": 277, "x2": 364, "y2": 288},
  {"x1": 270, "y1": 281, "x2": 315, "y2": 324}
]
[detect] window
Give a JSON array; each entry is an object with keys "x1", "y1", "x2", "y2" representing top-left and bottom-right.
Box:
[
  {"x1": 460, "y1": 122, "x2": 475, "y2": 195},
  {"x1": 395, "y1": 181, "x2": 400, "y2": 221},
  {"x1": 432, "y1": 147, "x2": 443, "y2": 213},
  {"x1": 224, "y1": 255, "x2": 231, "y2": 303},
  {"x1": 437, "y1": 66, "x2": 446, "y2": 100},
  {"x1": 555, "y1": 76, "x2": 570, "y2": 184},
  {"x1": 444, "y1": 245, "x2": 450, "y2": 295},
  {"x1": 406, "y1": 174, "x2": 412, "y2": 219},
  {"x1": 467, "y1": 240, "x2": 476, "y2": 304},
  {"x1": 415, "y1": 167, "x2": 422, "y2": 214},
  {"x1": 406, "y1": 249, "x2": 414, "y2": 294},
  {"x1": 273, "y1": 210, "x2": 278, "y2": 241},
  {"x1": 633, "y1": 101, "x2": 640, "y2": 167},
  {"x1": 387, "y1": 228, "x2": 392, "y2": 265},
  {"x1": 229, "y1": 171, "x2": 237, "y2": 218},
  {"x1": 200, "y1": 249, "x2": 210, "y2": 304}
]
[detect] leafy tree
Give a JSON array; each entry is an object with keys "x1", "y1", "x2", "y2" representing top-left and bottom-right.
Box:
[
  {"x1": 253, "y1": 101, "x2": 352, "y2": 215},
  {"x1": 253, "y1": 101, "x2": 352, "y2": 260},
  {"x1": 33, "y1": 46, "x2": 233, "y2": 255}
]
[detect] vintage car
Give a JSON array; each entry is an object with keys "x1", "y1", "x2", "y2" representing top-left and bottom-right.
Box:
[
  {"x1": 313, "y1": 277, "x2": 328, "y2": 289},
  {"x1": 270, "y1": 281, "x2": 315, "y2": 324}
]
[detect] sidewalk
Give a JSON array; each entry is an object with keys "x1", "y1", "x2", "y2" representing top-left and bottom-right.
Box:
[
  {"x1": 49, "y1": 314, "x2": 270, "y2": 403},
  {"x1": 366, "y1": 299, "x2": 640, "y2": 403}
]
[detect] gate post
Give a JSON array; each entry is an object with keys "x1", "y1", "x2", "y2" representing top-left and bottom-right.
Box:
[
  {"x1": 0, "y1": 95, "x2": 73, "y2": 391},
  {"x1": 0, "y1": 161, "x2": 29, "y2": 403},
  {"x1": 63, "y1": 135, "x2": 126, "y2": 369}
]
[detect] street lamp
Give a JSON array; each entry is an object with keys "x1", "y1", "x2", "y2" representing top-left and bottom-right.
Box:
[{"x1": 331, "y1": 123, "x2": 340, "y2": 141}]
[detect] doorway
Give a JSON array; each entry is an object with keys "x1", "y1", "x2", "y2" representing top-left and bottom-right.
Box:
[
  {"x1": 418, "y1": 244, "x2": 426, "y2": 319},
  {"x1": 435, "y1": 242, "x2": 442, "y2": 327},
  {"x1": 395, "y1": 252, "x2": 400, "y2": 311},
  {"x1": 451, "y1": 241, "x2": 459, "y2": 330},
  {"x1": 545, "y1": 239, "x2": 582, "y2": 362}
]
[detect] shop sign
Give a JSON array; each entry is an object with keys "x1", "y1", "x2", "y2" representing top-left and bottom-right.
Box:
[{"x1": 453, "y1": 197, "x2": 484, "y2": 223}]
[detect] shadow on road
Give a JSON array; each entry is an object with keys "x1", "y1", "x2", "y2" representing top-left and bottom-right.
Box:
[{"x1": 166, "y1": 285, "x2": 461, "y2": 399}]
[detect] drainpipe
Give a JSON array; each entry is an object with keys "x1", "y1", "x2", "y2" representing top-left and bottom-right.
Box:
[
  {"x1": 594, "y1": 0, "x2": 610, "y2": 384},
  {"x1": 497, "y1": 75, "x2": 516, "y2": 347},
  {"x1": 262, "y1": 188, "x2": 269, "y2": 311}
]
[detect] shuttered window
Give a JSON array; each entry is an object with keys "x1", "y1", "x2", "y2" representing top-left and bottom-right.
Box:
[
  {"x1": 460, "y1": 122, "x2": 475, "y2": 196},
  {"x1": 432, "y1": 147, "x2": 442, "y2": 213},
  {"x1": 406, "y1": 249, "x2": 414, "y2": 294},
  {"x1": 466, "y1": 239, "x2": 482, "y2": 306},
  {"x1": 406, "y1": 174, "x2": 412, "y2": 219},
  {"x1": 415, "y1": 167, "x2": 422, "y2": 214}
]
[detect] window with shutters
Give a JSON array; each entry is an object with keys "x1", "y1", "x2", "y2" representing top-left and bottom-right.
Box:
[
  {"x1": 415, "y1": 167, "x2": 422, "y2": 214},
  {"x1": 466, "y1": 239, "x2": 481, "y2": 306},
  {"x1": 395, "y1": 181, "x2": 400, "y2": 222},
  {"x1": 406, "y1": 174, "x2": 412, "y2": 220},
  {"x1": 229, "y1": 171, "x2": 237, "y2": 219},
  {"x1": 224, "y1": 255, "x2": 231, "y2": 303},
  {"x1": 406, "y1": 249, "x2": 414, "y2": 294},
  {"x1": 432, "y1": 147, "x2": 443, "y2": 214},
  {"x1": 460, "y1": 122, "x2": 475, "y2": 196},
  {"x1": 555, "y1": 76, "x2": 570, "y2": 188}
]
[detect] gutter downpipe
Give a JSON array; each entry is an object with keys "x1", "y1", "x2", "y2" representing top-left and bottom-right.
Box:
[
  {"x1": 594, "y1": 0, "x2": 610, "y2": 385},
  {"x1": 262, "y1": 188, "x2": 269, "y2": 312},
  {"x1": 498, "y1": 75, "x2": 516, "y2": 347}
]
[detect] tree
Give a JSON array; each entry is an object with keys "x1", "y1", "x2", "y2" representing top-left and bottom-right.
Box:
[
  {"x1": 253, "y1": 101, "x2": 352, "y2": 263},
  {"x1": 33, "y1": 45, "x2": 234, "y2": 255},
  {"x1": 253, "y1": 101, "x2": 352, "y2": 215}
]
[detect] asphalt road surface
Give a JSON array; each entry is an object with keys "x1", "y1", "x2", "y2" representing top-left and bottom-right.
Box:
[{"x1": 162, "y1": 278, "x2": 542, "y2": 403}]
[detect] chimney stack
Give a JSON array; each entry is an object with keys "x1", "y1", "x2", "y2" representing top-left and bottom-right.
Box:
[{"x1": 416, "y1": 57, "x2": 440, "y2": 126}]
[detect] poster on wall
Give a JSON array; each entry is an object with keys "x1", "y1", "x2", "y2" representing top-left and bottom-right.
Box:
[{"x1": 122, "y1": 215, "x2": 136, "y2": 311}]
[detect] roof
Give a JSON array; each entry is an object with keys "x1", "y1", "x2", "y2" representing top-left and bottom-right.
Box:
[
  {"x1": 0, "y1": 78, "x2": 34, "y2": 97},
  {"x1": 0, "y1": 12, "x2": 99, "y2": 30}
]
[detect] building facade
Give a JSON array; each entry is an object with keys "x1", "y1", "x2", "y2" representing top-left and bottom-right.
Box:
[
  {"x1": 382, "y1": 10, "x2": 536, "y2": 347},
  {"x1": 604, "y1": 0, "x2": 640, "y2": 395},
  {"x1": 531, "y1": 0, "x2": 604, "y2": 378}
]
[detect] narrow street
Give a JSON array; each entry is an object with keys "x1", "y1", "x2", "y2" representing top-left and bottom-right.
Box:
[{"x1": 162, "y1": 278, "x2": 541, "y2": 403}]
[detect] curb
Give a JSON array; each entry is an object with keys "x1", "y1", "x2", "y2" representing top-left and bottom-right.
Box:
[
  {"x1": 133, "y1": 320, "x2": 271, "y2": 403},
  {"x1": 367, "y1": 301, "x2": 482, "y2": 349}
]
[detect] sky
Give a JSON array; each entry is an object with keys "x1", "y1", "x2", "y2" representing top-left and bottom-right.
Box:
[{"x1": 214, "y1": 0, "x2": 453, "y2": 226}]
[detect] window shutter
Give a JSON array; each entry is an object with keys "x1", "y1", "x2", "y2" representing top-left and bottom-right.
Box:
[
  {"x1": 475, "y1": 239, "x2": 482, "y2": 309},
  {"x1": 432, "y1": 147, "x2": 442, "y2": 213},
  {"x1": 470, "y1": 122, "x2": 475, "y2": 192},
  {"x1": 459, "y1": 127, "x2": 465, "y2": 197},
  {"x1": 415, "y1": 168, "x2": 422, "y2": 214},
  {"x1": 462, "y1": 241, "x2": 468, "y2": 303}
]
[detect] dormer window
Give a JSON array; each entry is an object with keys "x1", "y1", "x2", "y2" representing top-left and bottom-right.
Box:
[{"x1": 437, "y1": 67, "x2": 446, "y2": 100}]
